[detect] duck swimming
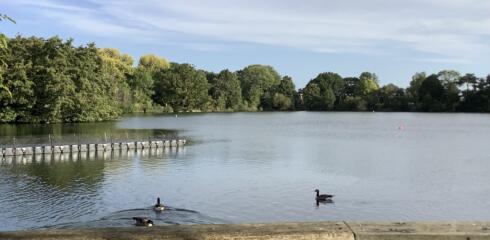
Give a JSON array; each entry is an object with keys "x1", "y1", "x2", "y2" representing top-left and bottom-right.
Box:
[
  {"x1": 154, "y1": 197, "x2": 165, "y2": 211},
  {"x1": 132, "y1": 217, "x2": 154, "y2": 227},
  {"x1": 315, "y1": 189, "x2": 334, "y2": 201}
]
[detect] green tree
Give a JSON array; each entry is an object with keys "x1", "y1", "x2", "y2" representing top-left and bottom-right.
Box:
[
  {"x1": 357, "y1": 72, "x2": 380, "y2": 111},
  {"x1": 276, "y1": 76, "x2": 296, "y2": 96},
  {"x1": 271, "y1": 75, "x2": 296, "y2": 110},
  {"x1": 97, "y1": 48, "x2": 133, "y2": 113},
  {"x1": 0, "y1": 13, "x2": 15, "y2": 103},
  {"x1": 303, "y1": 72, "x2": 343, "y2": 110},
  {"x1": 310, "y1": 72, "x2": 345, "y2": 100},
  {"x1": 359, "y1": 72, "x2": 379, "y2": 92},
  {"x1": 272, "y1": 93, "x2": 293, "y2": 111},
  {"x1": 459, "y1": 73, "x2": 478, "y2": 92},
  {"x1": 418, "y1": 74, "x2": 446, "y2": 111},
  {"x1": 302, "y1": 82, "x2": 335, "y2": 110},
  {"x1": 341, "y1": 96, "x2": 367, "y2": 111},
  {"x1": 378, "y1": 84, "x2": 408, "y2": 111},
  {"x1": 407, "y1": 72, "x2": 426, "y2": 110},
  {"x1": 128, "y1": 55, "x2": 170, "y2": 113},
  {"x1": 336, "y1": 77, "x2": 363, "y2": 110},
  {"x1": 437, "y1": 70, "x2": 460, "y2": 111},
  {"x1": 359, "y1": 72, "x2": 379, "y2": 96},
  {"x1": 138, "y1": 54, "x2": 170, "y2": 72},
  {"x1": 343, "y1": 77, "x2": 361, "y2": 97},
  {"x1": 408, "y1": 72, "x2": 426, "y2": 98},
  {"x1": 458, "y1": 75, "x2": 490, "y2": 112},
  {"x1": 237, "y1": 65, "x2": 281, "y2": 110},
  {"x1": 1, "y1": 36, "x2": 127, "y2": 123},
  {"x1": 130, "y1": 69, "x2": 154, "y2": 112},
  {"x1": 3, "y1": 36, "x2": 74, "y2": 122},
  {"x1": 0, "y1": 33, "x2": 11, "y2": 100},
  {"x1": 153, "y1": 63, "x2": 209, "y2": 112},
  {"x1": 437, "y1": 70, "x2": 460, "y2": 86},
  {"x1": 209, "y1": 69, "x2": 242, "y2": 111}
]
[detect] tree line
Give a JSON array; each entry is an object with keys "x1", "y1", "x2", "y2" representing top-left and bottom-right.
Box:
[
  {"x1": 300, "y1": 70, "x2": 490, "y2": 112},
  {"x1": 0, "y1": 35, "x2": 489, "y2": 123}
]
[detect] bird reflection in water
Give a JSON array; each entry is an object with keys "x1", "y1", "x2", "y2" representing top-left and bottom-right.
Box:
[{"x1": 315, "y1": 199, "x2": 334, "y2": 208}]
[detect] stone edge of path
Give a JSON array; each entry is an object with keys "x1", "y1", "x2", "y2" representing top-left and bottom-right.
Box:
[{"x1": 2, "y1": 221, "x2": 490, "y2": 240}]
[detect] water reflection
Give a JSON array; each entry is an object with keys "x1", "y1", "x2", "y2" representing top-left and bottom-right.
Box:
[
  {"x1": 0, "y1": 147, "x2": 188, "y2": 231},
  {"x1": 316, "y1": 199, "x2": 334, "y2": 208},
  {"x1": 0, "y1": 122, "x2": 177, "y2": 147},
  {"x1": 6, "y1": 155, "x2": 105, "y2": 188},
  {"x1": 2, "y1": 112, "x2": 490, "y2": 231}
]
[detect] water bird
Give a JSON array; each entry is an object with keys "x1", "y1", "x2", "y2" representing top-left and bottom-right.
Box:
[
  {"x1": 132, "y1": 217, "x2": 154, "y2": 227},
  {"x1": 315, "y1": 189, "x2": 334, "y2": 201},
  {"x1": 154, "y1": 197, "x2": 165, "y2": 211}
]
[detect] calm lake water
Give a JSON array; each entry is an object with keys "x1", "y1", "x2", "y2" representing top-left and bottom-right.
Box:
[{"x1": 1, "y1": 112, "x2": 490, "y2": 231}]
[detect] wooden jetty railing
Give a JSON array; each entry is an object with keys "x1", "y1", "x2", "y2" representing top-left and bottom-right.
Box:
[{"x1": 0, "y1": 139, "x2": 187, "y2": 157}]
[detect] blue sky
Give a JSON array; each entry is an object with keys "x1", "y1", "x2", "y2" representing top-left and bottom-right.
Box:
[{"x1": 1, "y1": 0, "x2": 489, "y2": 88}]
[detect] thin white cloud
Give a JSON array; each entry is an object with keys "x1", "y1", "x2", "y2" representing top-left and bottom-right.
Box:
[
  {"x1": 12, "y1": 0, "x2": 88, "y2": 12},
  {"x1": 6, "y1": 0, "x2": 490, "y2": 60},
  {"x1": 41, "y1": 10, "x2": 151, "y2": 37},
  {"x1": 412, "y1": 58, "x2": 471, "y2": 64}
]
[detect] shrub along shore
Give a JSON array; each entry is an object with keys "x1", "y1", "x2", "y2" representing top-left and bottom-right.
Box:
[{"x1": 1, "y1": 35, "x2": 489, "y2": 123}]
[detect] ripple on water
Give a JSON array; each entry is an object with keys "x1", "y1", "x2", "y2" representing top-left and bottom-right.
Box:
[
  {"x1": 41, "y1": 206, "x2": 226, "y2": 229},
  {"x1": 2, "y1": 113, "x2": 490, "y2": 231}
]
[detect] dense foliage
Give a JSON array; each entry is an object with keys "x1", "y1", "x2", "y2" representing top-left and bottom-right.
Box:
[
  {"x1": 297, "y1": 71, "x2": 490, "y2": 113},
  {"x1": 0, "y1": 35, "x2": 489, "y2": 123}
]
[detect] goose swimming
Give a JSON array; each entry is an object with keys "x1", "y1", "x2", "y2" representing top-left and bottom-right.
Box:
[
  {"x1": 132, "y1": 217, "x2": 154, "y2": 227},
  {"x1": 154, "y1": 197, "x2": 165, "y2": 211},
  {"x1": 315, "y1": 189, "x2": 334, "y2": 201}
]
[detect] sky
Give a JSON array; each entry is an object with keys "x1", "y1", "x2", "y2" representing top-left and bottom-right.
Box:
[{"x1": 1, "y1": 0, "x2": 489, "y2": 88}]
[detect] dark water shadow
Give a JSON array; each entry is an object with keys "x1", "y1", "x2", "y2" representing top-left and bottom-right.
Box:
[{"x1": 315, "y1": 199, "x2": 334, "y2": 208}]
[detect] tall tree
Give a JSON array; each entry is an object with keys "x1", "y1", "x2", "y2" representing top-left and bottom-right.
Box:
[
  {"x1": 310, "y1": 72, "x2": 344, "y2": 100},
  {"x1": 437, "y1": 70, "x2": 460, "y2": 111},
  {"x1": 407, "y1": 72, "x2": 426, "y2": 110},
  {"x1": 209, "y1": 69, "x2": 243, "y2": 111},
  {"x1": 459, "y1": 73, "x2": 478, "y2": 92},
  {"x1": 458, "y1": 75, "x2": 490, "y2": 112},
  {"x1": 128, "y1": 55, "x2": 170, "y2": 112},
  {"x1": 343, "y1": 77, "x2": 361, "y2": 97},
  {"x1": 302, "y1": 82, "x2": 335, "y2": 111},
  {"x1": 303, "y1": 72, "x2": 343, "y2": 110},
  {"x1": 153, "y1": 63, "x2": 209, "y2": 112},
  {"x1": 0, "y1": 13, "x2": 14, "y2": 105},
  {"x1": 97, "y1": 48, "x2": 133, "y2": 113},
  {"x1": 237, "y1": 65, "x2": 281, "y2": 110},
  {"x1": 437, "y1": 70, "x2": 460, "y2": 86},
  {"x1": 271, "y1": 75, "x2": 296, "y2": 110},
  {"x1": 1, "y1": 36, "x2": 128, "y2": 123},
  {"x1": 418, "y1": 74, "x2": 446, "y2": 111},
  {"x1": 138, "y1": 54, "x2": 170, "y2": 72},
  {"x1": 359, "y1": 72, "x2": 379, "y2": 96},
  {"x1": 378, "y1": 84, "x2": 408, "y2": 111}
]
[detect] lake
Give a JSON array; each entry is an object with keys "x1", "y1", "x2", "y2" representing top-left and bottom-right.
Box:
[{"x1": 1, "y1": 112, "x2": 490, "y2": 231}]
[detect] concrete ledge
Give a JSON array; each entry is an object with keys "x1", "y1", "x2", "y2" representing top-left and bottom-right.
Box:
[
  {"x1": 2, "y1": 222, "x2": 490, "y2": 240},
  {"x1": 349, "y1": 221, "x2": 490, "y2": 240},
  {"x1": 0, "y1": 222, "x2": 353, "y2": 240}
]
